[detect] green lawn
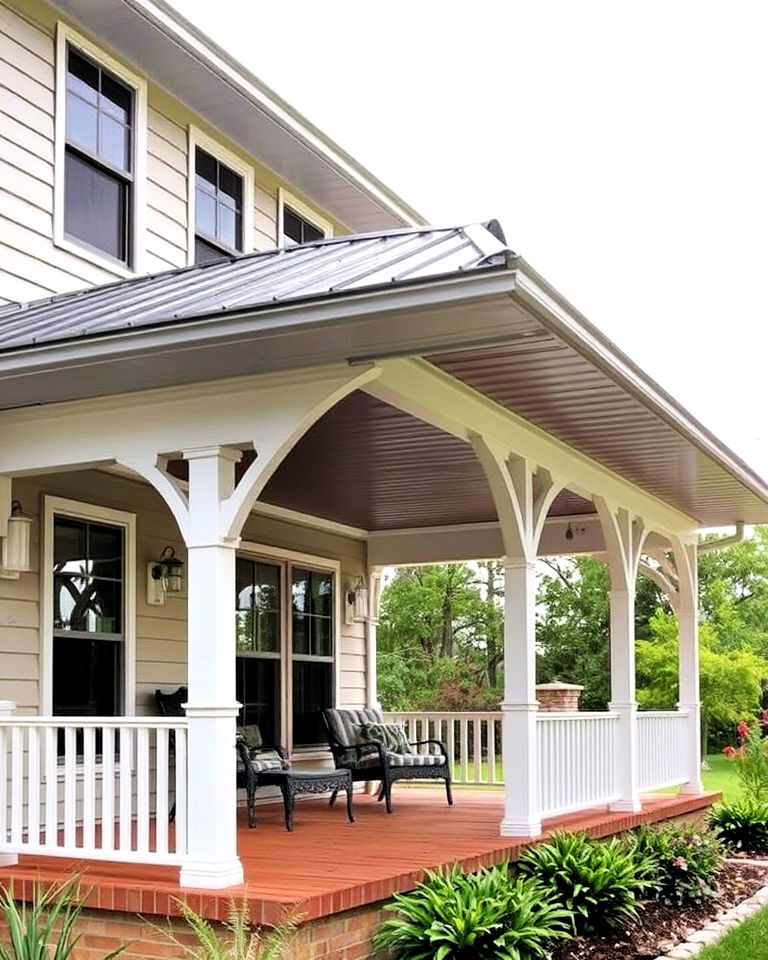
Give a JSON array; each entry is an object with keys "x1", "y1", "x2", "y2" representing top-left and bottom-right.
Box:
[
  {"x1": 701, "y1": 753, "x2": 740, "y2": 802},
  {"x1": 699, "y1": 904, "x2": 768, "y2": 959}
]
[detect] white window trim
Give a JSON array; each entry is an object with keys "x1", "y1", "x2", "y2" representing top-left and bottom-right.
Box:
[
  {"x1": 277, "y1": 186, "x2": 333, "y2": 247},
  {"x1": 187, "y1": 125, "x2": 255, "y2": 265},
  {"x1": 40, "y1": 496, "x2": 137, "y2": 717},
  {"x1": 238, "y1": 541, "x2": 341, "y2": 758},
  {"x1": 53, "y1": 22, "x2": 147, "y2": 278}
]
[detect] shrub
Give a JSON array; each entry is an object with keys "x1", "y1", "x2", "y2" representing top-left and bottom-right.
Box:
[
  {"x1": 372, "y1": 862, "x2": 572, "y2": 960},
  {"x1": 630, "y1": 823, "x2": 724, "y2": 906},
  {"x1": 0, "y1": 878, "x2": 125, "y2": 960},
  {"x1": 516, "y1": 832, "x2": 656, "y2": 934},
  {"x1": 710, "y1": 800, "x2": 768, "y2": 854}
]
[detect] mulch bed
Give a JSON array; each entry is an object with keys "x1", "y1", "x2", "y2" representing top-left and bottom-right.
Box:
[{"x1": 550, "y1": 862, "x2": 768, "y2": 960}]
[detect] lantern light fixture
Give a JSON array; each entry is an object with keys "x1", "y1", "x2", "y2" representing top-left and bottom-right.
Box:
[
  {"x1": 0, "y1": 500, "x2": 33, "y2": 579},
  {"x1": 345, "y1": 575, "x2": 369, "y2": 624},
  {"x1": 147, "y1": 545, "x2": 184, "y2": 605}
]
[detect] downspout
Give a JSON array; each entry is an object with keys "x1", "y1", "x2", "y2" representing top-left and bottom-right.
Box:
[{"x1": 697, "y1": 521, "x2": 746, "y2": 553}]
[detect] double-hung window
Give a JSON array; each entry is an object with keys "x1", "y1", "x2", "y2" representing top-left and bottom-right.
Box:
[
  {"x1": 63, "y1": 48, "x2": 133, "y2": 265},
  {"x1": 55, "y1": 24, "x2": 146, "y2": 273},
  {"x1": 194, "y1": 148, "x2": 244, "y2": 262},
  {"x1": 235, "y1": 551, "x2": 337, "y2": 753}
]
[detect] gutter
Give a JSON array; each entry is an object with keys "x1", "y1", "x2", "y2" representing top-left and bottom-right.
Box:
[{"x1": 698, "y1": 522, "x2": 747, "y2": 554}]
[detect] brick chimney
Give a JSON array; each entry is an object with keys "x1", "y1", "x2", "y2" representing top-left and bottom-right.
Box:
[{"x1": 535, "y1": 682, "x2": 584, "y2": 712}]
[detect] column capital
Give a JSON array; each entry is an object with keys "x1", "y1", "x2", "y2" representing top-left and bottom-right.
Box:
[
  {"x1": 182, "y1": 445, "x2": 243, "y2": 463},
  {"x1": 503, "y1": 558, "x2": 536, "y2": 573},
  {"x1": 608, "y1": 700, "x2": 638, "y2": 711},
  {"x1": 500, "y1": 701, "x2": 539, "y2": 712},
  {"x1": 186, "y1": 538, "x2": 242, "y2": 551}
]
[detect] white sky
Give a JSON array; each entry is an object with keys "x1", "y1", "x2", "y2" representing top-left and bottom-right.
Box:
[{"x1": 176, "y1": 0, "x2": 768, "y2": 481}]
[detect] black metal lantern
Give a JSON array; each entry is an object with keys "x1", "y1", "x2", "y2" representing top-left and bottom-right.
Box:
[{"x1": 152, "y1": 545, "x2": 184, "y2": 594}]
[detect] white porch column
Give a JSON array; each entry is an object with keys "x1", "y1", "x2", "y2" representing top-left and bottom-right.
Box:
[
  {"x1": 179, "y1": 446, "x2": 244, "y2": 889},
  {"x1": 501, "y1": 559, "x2": 540, "y2": 836},
  {"x1": 608, "y1": 587, "x2": 641, "y2": 812},
  {"x1": 675, "y1": 540, "x2": 704, "y2": 793},
  {"x1": 596, "y1": 500, "x2": 646, "y2": 814},
  {"x1": 471, "y1": 437, "x2": 563, "y2": 838},
  {"x1": 365, "y1": 568, "x2": 383, "y2": 709}
]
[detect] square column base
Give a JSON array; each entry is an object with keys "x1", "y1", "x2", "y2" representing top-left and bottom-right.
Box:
[
  {"x1": 179, "y1": 857, "x2": 244, "y2": 889},
  {"x1": 679, "y1": 780, "x2": 705, "y2": 795},
  {"x1": 500, "y1": 817, "x2": 542, "y2": 839},
  {"x1": 609, "y1": 799, "x2": 642, "y2": 813}
]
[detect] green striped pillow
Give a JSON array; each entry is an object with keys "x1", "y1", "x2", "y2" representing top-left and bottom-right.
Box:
[{"x1": 361, "y1": 721, "x2": 412, "y2": 754}]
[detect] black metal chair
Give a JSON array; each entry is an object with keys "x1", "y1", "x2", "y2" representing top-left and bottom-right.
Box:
[
  {"x1": 155, "y1": 686, "x2": 288, "y2": 828},
  {"x1": 322, "y1": 707, "x2": 452, "y2": 813}
]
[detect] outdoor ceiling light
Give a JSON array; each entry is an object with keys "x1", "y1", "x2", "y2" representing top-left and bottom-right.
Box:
[
  {"x1": 0, "y1": 501, "x2": 33, "y2": 578},
  {"x1": 147, "y1": 546, "x2": 184, "y2": 605}
]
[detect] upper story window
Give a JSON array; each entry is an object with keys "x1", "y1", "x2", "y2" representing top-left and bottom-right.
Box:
[
  {"x1": 282, "y1": 207, "x2": 324, "y2": 247},
  {"x1": 194, "y1": 148, "x2": 243, "y2": 262},
  {"x1": 187, "y1": 127, "x2": 254, "y2": 266},
  {"x1": 55, "y1": 24, "x2": 146, "y2": 276},
  {"x1": 277, "y1": 188, "x2": 333, "y2": 249}
]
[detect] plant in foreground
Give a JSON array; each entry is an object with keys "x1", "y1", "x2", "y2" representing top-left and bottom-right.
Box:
[
  {"x1": 150, "y1": 898, "x2": 298, "y2": 960},
  {"x1": 722, "y1": 719, "x2": 768, "y2": 804},
  {"x1": 0, "y1": 878, "x2": 124, "y2": 960},
  {"x1": 516, "y1": 831, "x2": 657, "y2": 934},
  {"x1": 630, "y1": 823, "x2": 724, "y2": 906},
  {"x1": 710, "y1": 799, "x2": 768, "y2": 854},
  {"x1": 373, "y1": 863, "x2": 572, "y2": 960}
]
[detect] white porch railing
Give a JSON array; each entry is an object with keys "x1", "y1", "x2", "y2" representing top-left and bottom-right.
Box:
[
  {"x1": 385, "y1": 709, "x2": 692, "y2": 816},
  {"x1": 384, "y1": 712, "x2": 503, "y2": 785},
  {"x1": 537, "y1": 712, "x2": 619, "y2": 817},
  {"x1": 637, "y1": 710, "x2": 689, "y2": 792},
  {"x1": 0, "y1": 716, "x2": 188, "y2": 865}
]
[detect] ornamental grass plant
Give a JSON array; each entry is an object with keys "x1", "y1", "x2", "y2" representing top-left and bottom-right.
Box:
[{"x1": 709, "y1": 799, "x2": 768, "y2": 854}]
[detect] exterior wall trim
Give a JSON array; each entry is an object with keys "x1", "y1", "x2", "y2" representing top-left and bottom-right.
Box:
[
  {"x1": 40, "y1": 495, "x2": 137, "y2": 715},
  {"x1": 53, "y1": 21, "x2": 148, "y2": 278}
]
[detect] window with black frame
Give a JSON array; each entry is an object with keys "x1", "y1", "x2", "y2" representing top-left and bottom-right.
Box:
[
  {"x1": 64, "y1": 47, "x2": 134, "y2": 265},
  {"x1": 281, "y1": 206, "x2": 324, "y2": 247},
  {"x1": 235, "y1": 558, "x2": 281, "y2": 747},
  {"x1": 194, "y1": 147, "x2": 244, "y2": 263},
  {"x1": 291, "y1": 567, "x2": 334, "y2": 748},
  {"x1": 52, "y1": 516, "x2": 125, "y2": 720}
]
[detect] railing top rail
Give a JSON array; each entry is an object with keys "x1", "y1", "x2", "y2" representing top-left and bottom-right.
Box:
[
  {"x1": 0, "y1": 717, "x2": 189, "y2": 729},
  {"x1": 536, "y1": 711, "x2": 620, "y2": 720},
  {"x1": 637, "y1": 710, "x2": 689, "y2": 719},
  {"x1": 382, "y1": 711, "x2": 502, "y2": 720}
]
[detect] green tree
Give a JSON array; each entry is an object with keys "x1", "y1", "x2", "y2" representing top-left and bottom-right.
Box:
[{"x1": 636, "y1": 609, "x2": 768, "y2": 755}]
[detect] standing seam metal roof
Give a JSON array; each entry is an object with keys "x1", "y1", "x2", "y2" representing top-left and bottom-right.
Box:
[{"x1": 0, "y1": 224, "x2": 510, "y2": 350}]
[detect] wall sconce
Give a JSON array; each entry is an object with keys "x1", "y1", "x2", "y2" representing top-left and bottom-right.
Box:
[
  {"x1": 0, "y1": 501, "x2": 32, "y2": 580},
  {"x1": 344, "y1": 575, "x2": 369, "y2": 624},
  {"x1": 147, "y1": 546, "x2": 184, "y2": 606}
]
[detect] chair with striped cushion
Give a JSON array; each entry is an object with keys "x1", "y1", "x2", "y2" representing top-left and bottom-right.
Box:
[
  {"x1": 322, "y1": 707, "x2": 452, "y2": 812},
  {"x1": 235, "y1": 729, "x2": 289, "y2": 828}
]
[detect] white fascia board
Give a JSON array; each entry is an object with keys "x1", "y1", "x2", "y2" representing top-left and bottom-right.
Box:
[
  {"x1": 514, "y1": 261, "x2": 768, "y2": 515},
  {"x1": 123, "y1": 0, "x2": 425, "y2": 228},
  {"x1": 0, "y1": 271, "x2": 516, "y2": 380}
]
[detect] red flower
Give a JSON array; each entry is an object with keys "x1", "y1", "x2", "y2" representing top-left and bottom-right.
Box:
[
  {"x1": 723, "y1": 746, "x2": 736, "y2": 758},
  {"x1": 738, "y1": 721, "x2": 751, "y2": 742}
]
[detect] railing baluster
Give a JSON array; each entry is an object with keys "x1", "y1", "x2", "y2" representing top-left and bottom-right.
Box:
[
  {"x1": 43, "y1": 726, "x2": 57, "y2": 848},
  {"x1": 175, "y1": 724, "x2": 187, "y2": 856},
  {"x1": 473, "y1": 719, "x2": 482, "y2": 783},
  {"x1": 459, "y1": 719, "x2": 469, "y2": 783},
  {"x1": 63, "y1": 726, "x2": 76, "y2": 849},
  {"x1": 155, "y1": 727, "x2": 169, "y2": 855},
  {"x1": 9, "y1": 727, "x2": 22, "y2": 846},
  {"x1": 118, "y1": 726, "x2": 133, "y2": 854},
  {"x1": 82, "y1": 727, "x2": 96, "y2": 850},
  {"x1": 101, "y1": 727, "x2": 115, "y2": 853},
  {"x1": 27, "y1": 726, "x2": 40, "y2": 847},
  {"x1": 136, "y1": 726, "x2": 150, "y2": 854}
]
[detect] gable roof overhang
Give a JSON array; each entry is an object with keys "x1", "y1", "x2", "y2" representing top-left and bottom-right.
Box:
[
  {"x1": 47, "y1": 0, "x2": 423, "y2": 233},
  {"x1": 0, "y1": 223, "x2": 766, "y2": 529}
]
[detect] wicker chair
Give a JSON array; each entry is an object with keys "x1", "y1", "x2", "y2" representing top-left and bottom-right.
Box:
[
  {"x1": 322, "y1": 707, "x2": 452, "y2": 813},
  {"x1": 155, "y1": 686, "x2": 287, "y2": 828}
]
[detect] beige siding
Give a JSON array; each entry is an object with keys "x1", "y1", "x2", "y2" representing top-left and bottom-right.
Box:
[{"x1": 0, "y1": 471, "x2": 369, "y2": 728}]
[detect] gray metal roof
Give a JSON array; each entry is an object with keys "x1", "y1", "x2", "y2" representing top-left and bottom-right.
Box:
[{"x1": 0, "y1": 224, "x2": 509, "y2": 350}]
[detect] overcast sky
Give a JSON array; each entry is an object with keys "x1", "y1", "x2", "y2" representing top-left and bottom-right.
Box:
[{"x1": 176, "y1": 0, "x2": 768, "y2": 483}]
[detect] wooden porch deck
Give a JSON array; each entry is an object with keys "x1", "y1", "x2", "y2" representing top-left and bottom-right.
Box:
[{"x1": 0, "y1": 789, "x2": 718, "y2": 926}]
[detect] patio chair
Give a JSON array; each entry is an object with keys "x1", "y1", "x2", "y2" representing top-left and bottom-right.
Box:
[
  {"x1": 155, "y1": 687, "x2": 287, "y2": 828},
  {"x1": 322, "y1": 707, "x2": 452, "y2": 813}
]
